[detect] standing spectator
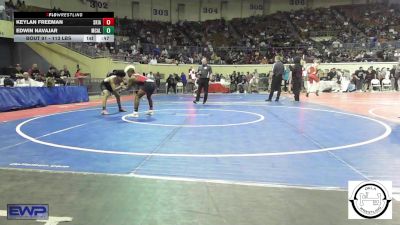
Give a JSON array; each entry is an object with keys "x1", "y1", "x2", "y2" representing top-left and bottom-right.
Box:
[
  {"x1": 354, "y1": 67, "x2": 365, "y2": 91},
  {"x1": 166, "y1": 74, "x2": 176, "y2": 94},
  {"x1": 266, "y1": 56, "x2": 284, "y2": 102},
  {"x1": 237, "y1": 72, "x2": 247, "y2": 93},
  {"x1": 75, "y1": 68, "x2": 86, "y2": 86},
  {"x1": 147, "y1": 71, "x2": 155, "y2": 80},
  {"x1": 306, "y1": 59, "x2": 320, "y2": 97},
  {"x1": 180, "y1": 72, "x2": 187, "y2": 92},
  {"x1": 390, "y1": 66, "x2": 396, "y2": 91},
  {"x1": 363, "y1": 67, "x2": 375, "y2": 92},
  {"x1": 154, "y1": 72, "x2": 161, "y2": 91},
  {"x1": 187, "y1": 67, "x2": 196, "y2": 93},
  {"x1": 395, "y1": 63, "x2": 400, "y2": 91},
  {"x1": 289, "y1": 56, "x2": 303, "y2": 102},
  {"x1": 193, "y1": 57, "x2": 212, "y2": 104}
]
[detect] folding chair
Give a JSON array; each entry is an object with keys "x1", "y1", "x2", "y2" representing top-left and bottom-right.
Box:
[
  {"x1": 371, "y1": 79, "x2": 381, "y2": 91},
  {"x1": 382, "y1": 79, "x2": 391, "y2": 91}
]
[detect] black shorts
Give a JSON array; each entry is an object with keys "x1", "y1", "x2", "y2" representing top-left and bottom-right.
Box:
[
  {"x1": 101, "y1": 81, "x2": 113, "y2": 93},
  {"x1": 140, "y1": 81, "x2": 156, "y2": 94}
]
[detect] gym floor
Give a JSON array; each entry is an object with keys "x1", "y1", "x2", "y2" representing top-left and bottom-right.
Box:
[{"x1": 0, "y1": 92, "x2": 399, "y2": 225}]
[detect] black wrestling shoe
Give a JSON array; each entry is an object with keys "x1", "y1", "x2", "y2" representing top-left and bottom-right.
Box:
[
  {"x1": 193, "y1": 100, "x2": 198, "y2": 104},
  {"x1": 119, "y1": 108, "x2": 127, "y2": 112},
  {"x1": 265, "y1": 99, "x2": 272, "y2": 102}
]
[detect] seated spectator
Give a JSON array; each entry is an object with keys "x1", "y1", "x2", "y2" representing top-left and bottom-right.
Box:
[
  {"x1": 60, "y1": 65, "x2": 71, "y2": 84},
  {"x1": 45, "y1": 66, "x2": 57, "y2": 87},
  {"x1": 16, "y1": 72, "x2": 35, "y2": 86},
  {"x1": 28, "y1": 64, "x2": 42, "y2": 81},
  {"x1": 327, "y1": 68, "x2": 337, "y2": 80},
  {"x1": 363, "y1": 67, "x2": 376, "y2": 91},
  {"x1": 13, "y1": 64, "x2": 24, "y2": 80}
]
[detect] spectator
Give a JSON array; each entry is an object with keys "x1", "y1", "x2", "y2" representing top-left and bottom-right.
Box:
[
  {"x1": 180, "y1": 72, "x2": 187, "y2": 92},
  {"x1": 12, "y1": 64, "x2": 24, "y2": 81},
  {"x1": 166, "y1": 74, "x2": 176, "y2": 94},
  {"x1": 327, "y1": 68, "x2": 337, "y2": 81},
  {"x1": 28, "y1": 64, "x2": 41, "y2": 81},
  {"x1": 149, "y1": 57, "x2": 157, "y2": 64},
  {"x1": 354, "y1": 67, "x2": 365, "y2": 91},
  {"x1": 146, "y1": 71, "x2": 155, "y2": 80},
  {"x1": 266, "y1": 56, "x2": 284, "y2": 102},
  {"x1": 154, "y1": 72, "x2": 161, "y2": 90},
  {"x1": 45, "y1": 66, "x2": 57, "y2": 87},
  {"x1": 363, "y1": 67, "x2": 375, "y2": 92},
  {"x1": 60, "y1": 65, "x2": 71, "y2": 84},
  {"x1": 75, "y1": 68, "x2": 86, "y2": 86},
  {"x1": 187, "y1": 67, "x2": 196, "y2": 93},
  {"x1": 16, "y1": 72, "x2": 35, "y2": 86}
]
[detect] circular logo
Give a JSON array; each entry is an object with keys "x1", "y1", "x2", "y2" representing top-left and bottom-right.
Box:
[{"x1": 349, "y1": 181, "x2": 392, "y2": 219}]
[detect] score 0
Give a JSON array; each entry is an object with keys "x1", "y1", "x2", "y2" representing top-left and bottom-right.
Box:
[{"x1": 102, "y1": 18, "x2": 114, "y2": 26}]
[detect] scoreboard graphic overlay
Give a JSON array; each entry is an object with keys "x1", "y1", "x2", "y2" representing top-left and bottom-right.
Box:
[{"x1": 14, "y1": 12, "x2": 114, "y2": 43}]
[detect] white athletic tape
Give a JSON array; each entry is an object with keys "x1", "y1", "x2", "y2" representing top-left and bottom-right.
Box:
[
  {"x1": 122, "y1": 109, "x2": 264, "y2": 127},
  {"x1": 369, "y1": 107, "x2": 400, "y2": 124}
]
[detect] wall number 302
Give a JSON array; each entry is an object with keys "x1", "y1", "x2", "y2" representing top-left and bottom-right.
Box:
[{"x1": 89, "y1": 0, "x2": 109, "y2": 9}]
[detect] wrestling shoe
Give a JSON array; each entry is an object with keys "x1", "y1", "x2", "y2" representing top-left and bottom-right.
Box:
[
  {"x1": 146, "y1": 110, "x2": 154, "y2": 116},
  {"x1": 128, "y1": 112, "x2": 139, "y2": 118},
  {"x1": 119, "y1": 108, "x2": 127, "y2": 112},
  {"x1": 101, "y1": 110, "x2": 109, "y2": 115}
]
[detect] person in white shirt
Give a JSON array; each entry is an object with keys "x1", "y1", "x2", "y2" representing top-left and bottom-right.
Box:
[
  {"x1": 187, "y1": 66, "x2": 197, "y2": 94},
  {"x1": 16, "y1": 72, "x2": 35, "y2": 86},
  {"x1": 149, "y1": 57, "x2": 157, "y2": 65},
  {"x1": 146, "y1": 71, "x2": 155, "y2": 80}
]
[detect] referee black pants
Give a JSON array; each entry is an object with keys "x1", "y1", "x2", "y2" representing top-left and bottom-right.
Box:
[
  {"x1": 268, "y1": 75, "x2": 283, "y2": 101},
  {"x1": 195, "y1": 78, "x2": 210, "y2": 103}
]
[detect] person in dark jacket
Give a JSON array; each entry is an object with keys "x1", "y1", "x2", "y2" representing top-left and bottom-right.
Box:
[
  {"x1": 290, "y1": 56, "x2": 303, "y2": 102},
  {"x1": 266, "y1": 56, "x2": 284, "y2": 102},
  {"x1": 166, "y1": 74, "x2": 176, "y2": 94}
]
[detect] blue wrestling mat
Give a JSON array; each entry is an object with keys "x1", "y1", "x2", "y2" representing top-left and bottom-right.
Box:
[{"x1": 0, "y1": 94, "x2": 399, "y2": 189}]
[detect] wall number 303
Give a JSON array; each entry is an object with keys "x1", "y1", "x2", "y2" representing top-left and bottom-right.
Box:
[{"x1": 89, "y1": 0, "x2": 109, "y2": 9}]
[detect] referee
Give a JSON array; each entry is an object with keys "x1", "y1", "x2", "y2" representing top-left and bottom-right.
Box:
[{"x1": 193, "y1": 57, "x2": 212, "y2": 104}]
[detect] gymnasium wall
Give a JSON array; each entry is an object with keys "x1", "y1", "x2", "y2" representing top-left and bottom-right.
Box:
[
  {"x1": 0, "y1": 38, "x2": 14, "y2": 68},
  {"x1": 22, "y1": 0, "x2": 370, "y2": 22},
  {"x1": 24, "y1": 43, "x2": 398, "y2": 80},
  {"x1": 131, "y1": 62, "x2": 398, "y2": 78}
]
